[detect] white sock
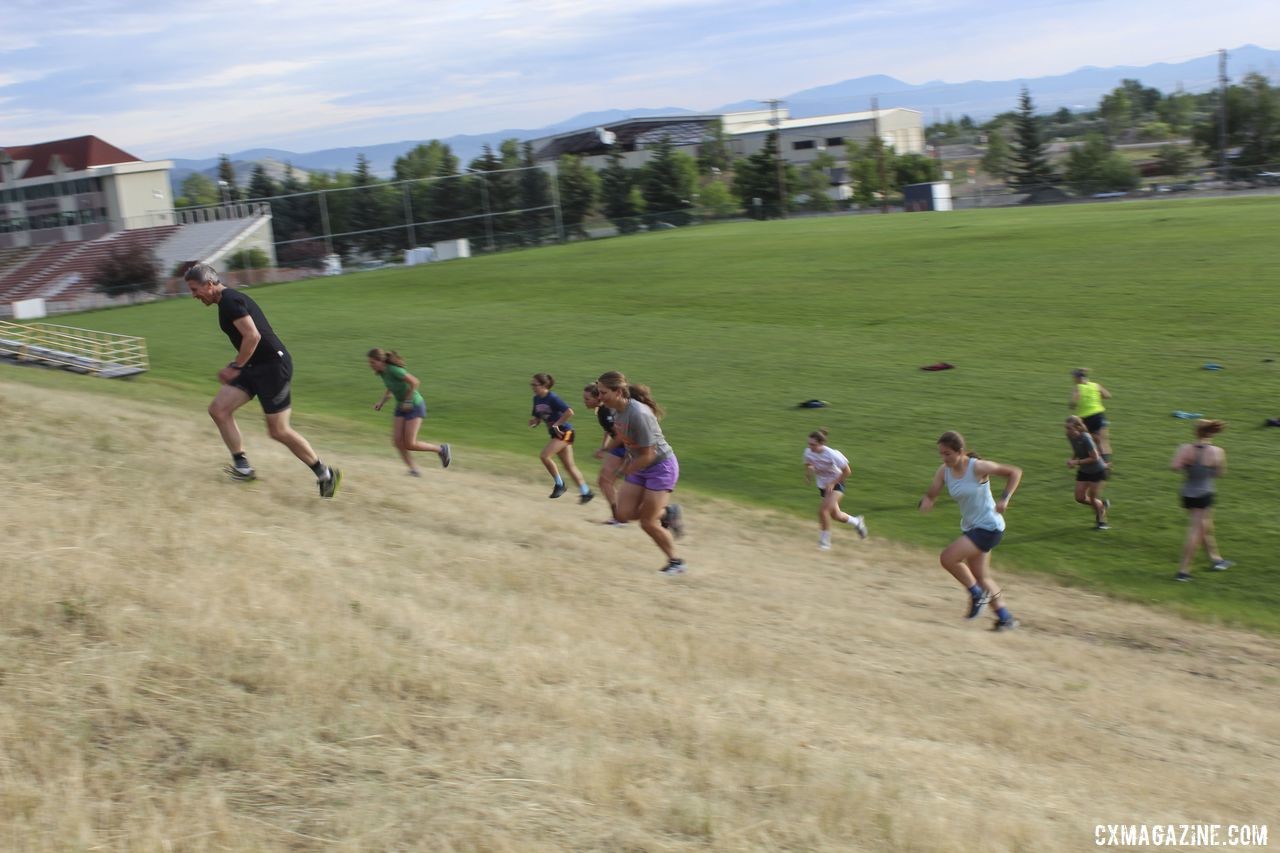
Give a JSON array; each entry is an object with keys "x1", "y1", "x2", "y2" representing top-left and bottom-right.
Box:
[{"x1": 846, "y1": 515, "x2": 861, "y2": 526}]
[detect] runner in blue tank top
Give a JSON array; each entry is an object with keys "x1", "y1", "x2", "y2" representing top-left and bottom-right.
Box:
[
  {"x1": 527, "y1": 373, "x2": 593, "y2": 502},
  {"x1": 919, "y1": 430, "x2": 1023, "y2": 631}
]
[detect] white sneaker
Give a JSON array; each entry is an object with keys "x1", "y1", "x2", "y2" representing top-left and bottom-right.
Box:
[
  {"x1": 851, "y1": 515, "x2": 868, "y2": 540},
  {"x1": 818, "y1": 541, "x2": 832, "y2": 551}
]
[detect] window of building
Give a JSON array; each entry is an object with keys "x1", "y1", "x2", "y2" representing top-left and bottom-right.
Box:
[
  {"x1": 825, "y1": 137, "x2": 845, "y2": 147},
  {"x1": 791, "y1": 140, "x2": 816, "y2": 151}
]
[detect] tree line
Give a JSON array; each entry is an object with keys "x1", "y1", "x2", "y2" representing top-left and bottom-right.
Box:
[
  {"x1": 936, "y1": 73, "x2": 1280, "y2": 195},
  {"x1": 176, "y1": 125, "x2": 944, "y2": 264}
]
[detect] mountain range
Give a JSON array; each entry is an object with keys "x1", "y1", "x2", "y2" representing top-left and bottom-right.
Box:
[{"x1": 170, "y1": 44, "x2": 1279, "y2": 190}]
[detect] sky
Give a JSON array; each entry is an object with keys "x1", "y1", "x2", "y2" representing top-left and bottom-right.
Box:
[{"x1": 2, "y1": 0, "x2": 1278, "y2": 160}]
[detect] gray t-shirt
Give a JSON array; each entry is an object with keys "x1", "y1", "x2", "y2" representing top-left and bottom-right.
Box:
[{"x1": 614, "y1": 399, "x2": 673, "y2": 466}]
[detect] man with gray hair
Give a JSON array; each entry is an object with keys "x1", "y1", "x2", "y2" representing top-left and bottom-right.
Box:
[{"x1": 184, "y1": 262, "x2": 340, "y2": 497}]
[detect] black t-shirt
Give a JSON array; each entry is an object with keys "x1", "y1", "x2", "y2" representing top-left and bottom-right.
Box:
[
  {"x1": 596, "y1": 405, "x2": 617, "y2": 437},
  {"x1": 218, "y1": 289, "x2": 287, "y2": 363}
]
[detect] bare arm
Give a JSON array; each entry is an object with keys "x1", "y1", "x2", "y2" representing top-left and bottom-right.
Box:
[
  {"x1": 397, "y1": 371, "x2": 422, "y2": 409},
  {"x1": 1069, "y1": 385, "x2": 1080, "y2": 409},
  {"x1": 620, "y1": 444, "x2": 656, "y2": 477},
  {"x1": 1170, "y1": 444, "x2": 1189, "y2": 471},
  {"x1": 1097, "y1": 383, "x2": 1111, "y2": 400},
  {"x1": 976, "y1": 459, "x2": 1022, "y2": 514},
  {"x1": 218, "y1": 315, "x2": 261, "y2": 383},
  {"x1": 918, "y1": 466, "x2": 946, "y2": 512}
]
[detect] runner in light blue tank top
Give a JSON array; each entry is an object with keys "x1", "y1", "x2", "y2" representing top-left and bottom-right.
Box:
[
  {"x1": 920, "y1": 431, "x2": 1022, "y2": 631},
  {"x1": 944, "y1": 457, "x2": 1006, "y2": 534}
]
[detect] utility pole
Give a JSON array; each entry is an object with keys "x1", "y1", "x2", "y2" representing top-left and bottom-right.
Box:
[
  {"x1": 764, "y1": 98, "x2": 787, "y2": 218},
  {"x1": 1218, "y1": 48, "x2": 1229, "y2": 180},
  {"x1": 872, "y1": 97, "x2": 889, "y2": 213}
]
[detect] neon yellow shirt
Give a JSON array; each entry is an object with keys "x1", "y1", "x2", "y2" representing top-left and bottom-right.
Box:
[{"x1": 1075, "y1": 381, "x2": 1105, "y2": 418}]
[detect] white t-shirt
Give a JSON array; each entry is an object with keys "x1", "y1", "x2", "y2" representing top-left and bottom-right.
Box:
[{"x1": 803, "y1": 445, "x2": 850, "y2": 489}]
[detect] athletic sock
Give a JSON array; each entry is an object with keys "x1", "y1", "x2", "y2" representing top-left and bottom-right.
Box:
[
  {"x1": 844, "y1": 515, "x2": 859, "y2": 525},
  {"x1": 553, "y1": 475, "x2": 564, "y2": 487},
  {"x1": 995, "y1": 606, "x2": 1012, "y2": 621},
  {"x1": 579, "y1": 483, "x2": 590, "y2": 496},
  {"x1": 310, "y1": 459, "x2": 328, "y2": 479},
  {"x1": 968, "y1": 584, "x2": 984, "y2": 599},
  {"x1": 819, "y1": 531, "x2": 831, "y2": 544}
]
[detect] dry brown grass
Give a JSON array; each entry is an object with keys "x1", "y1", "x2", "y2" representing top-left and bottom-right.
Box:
[{"x1": 1, "y1": 377, "x2": 1277, "y2": 851}]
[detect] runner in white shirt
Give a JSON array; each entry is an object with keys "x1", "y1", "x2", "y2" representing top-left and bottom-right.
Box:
[{"x1": 803, "y1": 429, "x2": 868, "y2": 550}]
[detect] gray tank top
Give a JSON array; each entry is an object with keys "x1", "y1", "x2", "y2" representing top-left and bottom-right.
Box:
[{"x1": 1181, "y1": 444, "x2": 1217, "y2": 498}]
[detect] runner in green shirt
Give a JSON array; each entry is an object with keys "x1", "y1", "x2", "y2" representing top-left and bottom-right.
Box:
[{"x1": 368, "y1": 348, "x2": 451, "y2": 476}]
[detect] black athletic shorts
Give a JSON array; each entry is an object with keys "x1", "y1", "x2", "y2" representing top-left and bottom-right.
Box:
[
  {"x1": 1181, "y1": 494, "x2": 1213, "y2": 510},
  {"x1": 231, "y1": 352, "x2": 292, "y2": 414},
  {"x1": 1076, "y1": 468, "x2": 1109, "y2": 483},
  {"x1": 1083, "y1": 412, "x2": 1108, "y2": 433}
]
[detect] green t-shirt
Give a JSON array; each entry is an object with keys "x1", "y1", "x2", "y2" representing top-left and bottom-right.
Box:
[{"x1": 382, "y1": 364, "x2": 424, "y2": 407}]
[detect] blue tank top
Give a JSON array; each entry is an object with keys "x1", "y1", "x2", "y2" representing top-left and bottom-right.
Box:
[{"x1": 944, "y1": 457, "x2": 1005, "y2": 533}]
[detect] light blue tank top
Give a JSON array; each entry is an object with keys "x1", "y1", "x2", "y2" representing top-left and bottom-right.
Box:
[{"x1": 944, "y1": 457, "x2": 1005, "y2": 533}]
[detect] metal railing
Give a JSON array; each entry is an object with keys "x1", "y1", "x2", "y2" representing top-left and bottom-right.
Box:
[{"x1": 0, "y1": 320, "x2": 148, "y2": 377}]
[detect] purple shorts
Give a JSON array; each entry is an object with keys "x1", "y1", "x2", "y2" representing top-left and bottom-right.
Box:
[{"x1": 626, "y1": 454, "x2": 679, "y2": 492}]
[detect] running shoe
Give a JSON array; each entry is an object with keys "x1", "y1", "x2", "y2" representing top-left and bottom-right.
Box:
[
  {"x1": 549, "y1": 483, "x2": 566, "y2": 499},
  {"x1": 851, "y1": 515, "x2": 868, "y2": 540},
  {"x1": 992, "y1": 617, "x2": 1020, "y2": 632},
  {"x1": 818, "y1": 541, "x2": 832, "y2": 551},
  {"x1": 1210, "y1": 559, "x2": 1234, "y2": 571},
  {"x1": 1095, "y1": 521, "x2": 1111, "y2": 530},
  {"x1": 438, "y1": 443, "x2": 451, "y2": 469},
  {"x1": 223, "y1": 464, "x2": 256, "y2": 481},
  {"x1": 1175, "y1": 572, "x2": 1193, "y2": 582},
  {"x1": 1102, "y1": 498, "x2": 1111, "y2": 510},
  {"x1": 407, "y1": 469, "x2": 422, "y2": 478},
  {"x1": 579, "y1": 490, "x2": 595, "y2": 505},
  {"x1": 966, "y1": 591, "x2": 991, "y2": 620},
  {"x1": 660, "y1": 558, "x2": 687, "y2": 575},
  {"x1": 318, "y1": 466, "x2": 341, "y2": 498},
  {"x1": 662, "y1": 503, "x2": 685, "y2": 539}
]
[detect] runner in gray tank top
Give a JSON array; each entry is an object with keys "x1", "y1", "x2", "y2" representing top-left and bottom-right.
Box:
[{"x1": 1169, "y1": 419, "x2": 1232, "y2": 581}]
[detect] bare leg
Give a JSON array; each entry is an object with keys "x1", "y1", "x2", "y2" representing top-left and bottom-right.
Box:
[
  {"x1": 556, "y1": 445, "x2": 587, "y2": 489},
  {"x1": 401, "y1": 416, "x2": 441, "y2": 454},
  {"x1": 264, "y1": 409, "x2": 320, "y2": 467},
  {"x1": 1200, "y1": 509, "x2": 1223, "y2": 563},
  {"x1": 939, "y1": 536, "x2": 981, "y2": 588},
  {"x1": 539, "y1": 439, "x2": 567, "y2": 479},
  {"x1": 393, "y1": 419, "x2": 415, "y2": 471},
  {"x1": 1178, "y1": 509, "x2": 1205, "y2": 574},
  {"x1": 621, "y1": 482, "x2": 677, "y2": 561},
  {"x1": 598, "y1": 453, "x2": 622, "y2": 517},
  {"x1": 208, "y1": 385, "x2": 252, "y2": 454}
]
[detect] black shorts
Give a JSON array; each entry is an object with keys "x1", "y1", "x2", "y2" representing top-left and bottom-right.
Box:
[
  {"x1": 1076, "y1": 468, "x2": 1108, "y2": 483},
  {"x1": 548, "y1": 427, "x2": 575, "y2": 445},
  {"x1": 231, "y1": 353, "x2": 292, "y2": 415},
  {"x1": 1182, "y1": 494, "x2": 1213, "y2": 510},
  {"x1": 1082, "y1": 413, "x2": 1108, "y2": 433},
  {"x1": 817, "y1": 483, "x2": 845, "y2": 496}
]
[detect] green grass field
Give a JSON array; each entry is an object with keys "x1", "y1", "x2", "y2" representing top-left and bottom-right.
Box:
[{"x1": 12, "y1": 195, "x2": 1280, "y2": 630}]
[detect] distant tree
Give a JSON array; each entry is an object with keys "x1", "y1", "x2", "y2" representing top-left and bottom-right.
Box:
[
  {"x1": 796, "y1": 152, "x2": 836, "y2": 212},
  {"x1": 640, "y1": 136, "x2": 698, "y2": 227},
  {"x1": 696, "y1": 119, "x2": 733, "y2": 175},
  {"x1": 556, "y1": 154, "x2": 600, "y2": 238},
  {"x1": 93, "y1": 247, "x2": 160, "y2": 300},
  {"x1": 600, "y1": 150, "x2": 640, "y2": 233},
  {"x1": 981, "y1": 126, "x2": 1012, "y2": 181},
  {"x1": 1053, "y1": 107, "x2": 1074, "y2": 125},
  {"x1": 216, "y1": 155, "x2": 240, "y2": 201},
  {"x1": 731, "y1": 131, "x2": 790, "y2": 218},
  {"x1": 895, "y1": 153, "x2": 942, "y2": 187},
  {"x1": 273, "y1": 164, "x2": 326, "y2": 267},
  {"x1": 224, "y1": 247, "x2": 271, "y2": 270},
  {"x1": 1157, "y1": 91, "x2": 1197, "y2": 135},
  {"x1": 247, "y1": 164, "x2": 276, "y2": 201},
  {"x1": 519, "y1": 141, "x2": 552, "y2": 243},
  {"x1": 847, "y1": 136, "x2": 895, "y2": 207},
  {"x1": 1155, "y1": 144, "x2": 1194, "y2": 176},
  {"x1": 1011, "y1": 88, "x2": 1054, "y2": 188},
  {"x1": 1099, "y1": 88, "x2": 1134, "y2": 139},
  {"x1": 1064, "y1": 134, "x2": 1140, "y2": 194},
  {"x1": 959, "y1": 115, "x2": 976, "y2": 130},
  {"x1": 1194, "y1": 72, "x2": 1280, "y2": 170},
  {"x1": 176, "y1": 173, "x2": 219, "y2": 208},
  {"x1": 424, "y1": 147, "x2": 464, "y2": 245},
  {"x1": 349, "y1": 153, "x2": 390, "y2": 254},
  {"x1": 394, "y1": 141, "x2": 450, "y2": 181},
  {"x1": 465, "y1": 145, "x2": 504, "y2": 249},
  {"x1": 695, "y1": 177, "x2": 739, "y2": 219}
]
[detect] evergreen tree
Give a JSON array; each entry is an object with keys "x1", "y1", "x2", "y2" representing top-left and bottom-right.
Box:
[
  {"x1": 556, "y1": 154, "x2": 599, "y2": 239},
  {"x1": 350, "y1": 154, "x2": 388, "y2": 254},
  {"x1": 519, "y1": 141, "x2": 552, "y2": 244},
  {"x1": 247, "y1": 164, "x2": 276, "y2": 201},
  {"x1": 696, "y1": 119, "x2": 733, "y2": 175},
  {"x1": 600, "y1": 150, "x2": 640, "y2": 234},
  {"x1": 424, "y1": 147, "x2": 463, "y2": 245},
  {"x1": 640, "y1": 136, "x2": 697, "y2": 227},
  {"x1": 981, "y1": 125, "x2": 1012, "y2": 181},
  {"x1": 216, "y1": 155, "x2": 240, "y2": 201},
  {"x1": 1010, "y1": 88, "x2": 1053, "y2": 189},
  {"x1": 731, "y1": 132, "x2": 789, "y2": 219}
]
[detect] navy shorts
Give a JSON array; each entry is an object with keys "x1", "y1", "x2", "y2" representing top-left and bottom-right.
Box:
[
  {"x1": 1182, "y1": 494, "x2": 1213, "y2": 510},
  {"x1": 1083, "y1": 413, "x2": 1108, "y2": 433},
  {"x1": 394, "y1": 400, "x2": 427, "y2": 419},
  {"x1": 609, "y1": 445, "x2": 627, "y2": 458},
  {"x1": 231, "y1": 353, "x2": 292, "y2": 415},
  {"x1": 817, "y1": 483, "x2": 845, "y2": 496},
  {"x1": 1076, "y1": 468, "x2": 1108, "y2": 483},
  {"x1": 963, "y1": 526, "x2": 1004, "y2": 553}
]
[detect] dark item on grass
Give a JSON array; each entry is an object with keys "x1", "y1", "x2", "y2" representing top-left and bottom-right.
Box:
[
  {"x1": 1265, "y1": 418, "x2": 1280, "y2": 427},
  {"x1": 921, "y1": 362, "x2": 955, "y2": 371},
  {"x1": 798, "y1": 399, "x2": 829, "y2": 409}
]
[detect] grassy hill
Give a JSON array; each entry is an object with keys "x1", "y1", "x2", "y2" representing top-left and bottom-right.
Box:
[{"x1": 12, "y1": 194, "x2": 1280, "y2": 631}]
